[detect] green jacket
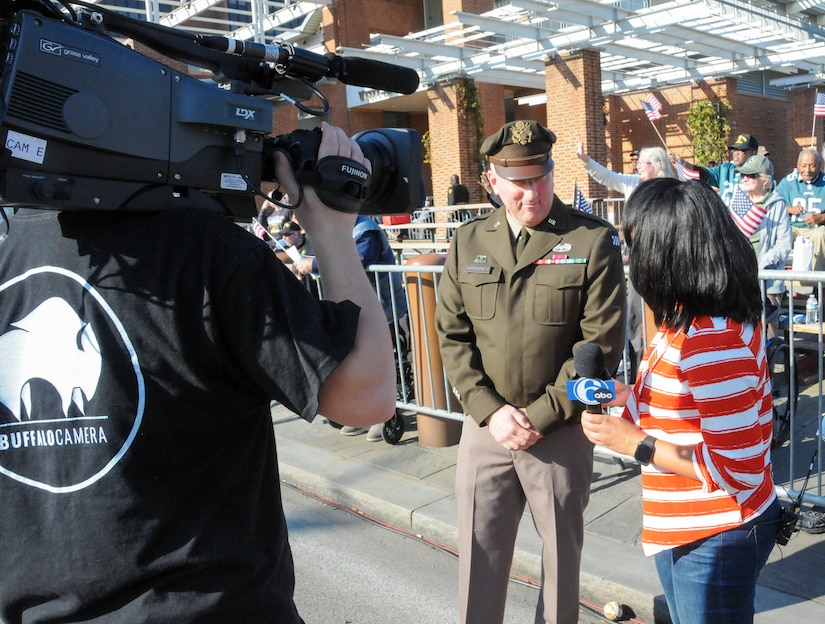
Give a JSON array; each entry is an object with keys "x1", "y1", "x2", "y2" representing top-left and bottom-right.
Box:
[{"x1": 436, "y1": 197, "x2": 626, "y2": 434}]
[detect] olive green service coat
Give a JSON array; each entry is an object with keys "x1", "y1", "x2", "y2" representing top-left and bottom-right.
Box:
[{"x1": 436, "y1": 197, "x2": 627, "y2": 434}]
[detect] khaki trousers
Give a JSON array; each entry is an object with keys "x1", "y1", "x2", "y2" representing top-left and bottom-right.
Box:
[{"x1": 456, "y1": 417, "x2": 594, "y2": 624}]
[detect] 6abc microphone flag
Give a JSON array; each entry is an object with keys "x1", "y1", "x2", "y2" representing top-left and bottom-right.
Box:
[{"x1": 566, "y1": 343, "x2": 616, "y2": 408}]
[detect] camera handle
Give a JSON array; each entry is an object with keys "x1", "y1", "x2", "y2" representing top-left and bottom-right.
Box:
[{"x1": 252, "y1": 129, "x2": 370, "y2": 213}]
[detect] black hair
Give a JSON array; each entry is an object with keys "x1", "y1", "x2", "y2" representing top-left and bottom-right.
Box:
[{"x1": 623, "y1": 178, "x2": 762, "y2": 330}]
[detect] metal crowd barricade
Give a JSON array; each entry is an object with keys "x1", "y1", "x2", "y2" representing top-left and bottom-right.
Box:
[
  {"x1": 367, "y1": 263, "x2": 462, "y2": 425},
  {"x1": 351, "y1": 263, "x2": 825, "y2": 507},
  {"x1": 589, "y1": 197, "x2": 625, "y2": 225},
  {"x1": 761, "y1": 269, "x2": 825, "y2": 507}
]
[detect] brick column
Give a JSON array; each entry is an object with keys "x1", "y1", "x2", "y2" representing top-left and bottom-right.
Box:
[
  {"x1": 428, "y1": 79, "x2": 483, "y2": 207},
  {"x1": 545, "y1": 49, "x2": 604, "y2": 205}
]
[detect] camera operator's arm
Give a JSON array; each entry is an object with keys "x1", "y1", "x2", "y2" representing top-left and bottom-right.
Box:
[{"x1": 274, "y1": 122, "x2": 396, "y2": 426}]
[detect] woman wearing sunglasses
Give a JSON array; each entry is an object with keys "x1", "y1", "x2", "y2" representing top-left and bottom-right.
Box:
[{"x1": 735, "y1": 154, "x2": 792, "y2": 336}]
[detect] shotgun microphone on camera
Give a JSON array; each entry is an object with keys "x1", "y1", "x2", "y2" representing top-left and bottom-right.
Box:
[{"x1": 196, "y1": 35, "x2": 420, "y2": 95}]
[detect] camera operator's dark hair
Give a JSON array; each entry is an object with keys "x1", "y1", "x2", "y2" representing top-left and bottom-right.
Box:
[{"x1": 623, "y1": 178, "x2": 762, "y2": 331}]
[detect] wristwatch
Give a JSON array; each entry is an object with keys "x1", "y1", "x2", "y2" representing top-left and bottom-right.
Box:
[{"x1": 634, "y1": 436, "x2": 657, "y2": 465}]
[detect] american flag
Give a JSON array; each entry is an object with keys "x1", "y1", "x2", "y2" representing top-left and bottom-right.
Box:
[
  {"x1": 642, "y1": 92, "x2": 663, "y2": 121},
  {"x1": 729, "y1": 185, "x2": 767, "y2": 236},
  {"x1": 252, "y1": 217, "x2": 271, "y2": 241},
  {"x1": 573, "y1": 184, "x2": 593, "y2": 213},
  {"x1": 815, "y1": 92, "x2": 825, "y2": 117},
  {"x1": 674, "y1": 160, "x2": 701, "y2": 181}
]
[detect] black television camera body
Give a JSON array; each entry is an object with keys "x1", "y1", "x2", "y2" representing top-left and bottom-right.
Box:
[{"x1": 0, "y1": 1, "x2": 422, "y2": 217}]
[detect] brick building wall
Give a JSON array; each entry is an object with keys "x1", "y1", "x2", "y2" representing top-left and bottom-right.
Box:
[
  {"x1": 427, "y1": 80, "x2": 481, "y2": 205},
  {"x1": 546, "y1": 50, "x2": 604, "y2": 205}
]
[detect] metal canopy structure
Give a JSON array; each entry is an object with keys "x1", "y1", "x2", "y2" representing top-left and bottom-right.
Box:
[
  {"x1": 84, "y1": 1, "x2": 825, "y2": 96},
  {"x1": 341, "y1": 0, "x2": 825, "y2": 95}
]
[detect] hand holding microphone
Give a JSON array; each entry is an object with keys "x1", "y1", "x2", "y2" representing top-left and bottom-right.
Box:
[{"x1": 573, "y1": 343, "x2": 642, "y2": 455}]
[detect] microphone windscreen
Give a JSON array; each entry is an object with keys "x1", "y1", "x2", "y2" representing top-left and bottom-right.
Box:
[
  {"x1": 333, "y1": 56, "x2": 420, "y2": 95},
  {"x1": 573, "y1": 343, "x2": 607, "y2": 380}
]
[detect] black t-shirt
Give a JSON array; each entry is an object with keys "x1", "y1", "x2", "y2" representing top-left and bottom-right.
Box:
[{"x1": 0, "y1": 209, "x2": 359, "y2": 623}]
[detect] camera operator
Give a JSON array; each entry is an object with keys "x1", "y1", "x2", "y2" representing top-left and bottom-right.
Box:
[{"x1": 0, "y1": 122, "x2": 395, "y2": 623}]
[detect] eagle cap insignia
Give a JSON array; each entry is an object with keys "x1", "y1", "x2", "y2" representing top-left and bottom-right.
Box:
[{"x1": 510, "y1": 121, "x2": 533, "y2": 146}]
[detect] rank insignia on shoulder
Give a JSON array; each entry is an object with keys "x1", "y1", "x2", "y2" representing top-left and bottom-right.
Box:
[
  {"x1": 612, "y1": 235, "x2": 622, "y2": 247},
  {"x1": 552, "y1": 243, "x2": 572, "y2": 253},
  {"x1": 465, "y1": 264, "x2": 494, "y2": 274},
  {"x1": 474, "y1": 255, "x2": 488, "y2": 263}
]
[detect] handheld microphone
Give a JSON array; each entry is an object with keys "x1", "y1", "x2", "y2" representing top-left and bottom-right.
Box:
[
  {"x1": 196, "y1": 35, "x2": 420, "y2": 95},
  {"x1": 567, "y1": 343, "x2": 615, "y2": 412}
]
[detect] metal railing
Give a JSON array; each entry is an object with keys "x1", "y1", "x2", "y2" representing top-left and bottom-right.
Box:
[{"x1": 352, "y1": 262, "x2": 825, "y2": 507}]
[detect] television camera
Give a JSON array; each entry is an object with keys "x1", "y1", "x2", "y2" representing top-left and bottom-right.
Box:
[{"x1": 0, "y1": 0, "x2": 423, "y2": 217}]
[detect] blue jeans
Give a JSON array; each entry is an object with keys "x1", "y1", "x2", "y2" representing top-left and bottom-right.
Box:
[{"x1": 654, "y1": 497, "x2": 780, "y2": 624}]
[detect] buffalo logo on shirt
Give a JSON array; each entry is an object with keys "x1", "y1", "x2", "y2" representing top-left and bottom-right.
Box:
[
  {"x1": 0, "y1": 268, "x2": 143, "y2": 493},
  {"x1": 0, "y1": 298, "x2": 101, "y2": 421}
]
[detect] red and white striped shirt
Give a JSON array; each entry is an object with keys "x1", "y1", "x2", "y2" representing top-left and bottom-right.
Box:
[{"x1": 625, "y1": 316, "x2": 776, "y2": 556}]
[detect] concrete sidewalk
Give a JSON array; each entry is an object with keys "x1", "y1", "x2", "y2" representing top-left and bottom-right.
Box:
[{"x1": 272, "y1": 404, "x2": 825, "y2": 624}]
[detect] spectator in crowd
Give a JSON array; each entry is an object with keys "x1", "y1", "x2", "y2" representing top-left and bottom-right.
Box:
[
  {"x1": 675, "y1": 133, "x2": 759, "y2": 207},
  {"x1": 447, "y1": 173, "x2": 470, "y2": 205},
  {"x1": 436, "y1": 120, "x2": 626, "y2": 624},
  {"x1": 279, "y1": 220, "x2": 309, "y2": 252},
  {"x1": 0, "y1": 122, "x2": 396, "y2": 622},
  {"x1": 576, "y1": 140, "x2": 677, "y2": 380},
  {"x1": 576, "y1": 141, "x2": 676, "y2": 196},
  {"x1": 275, "y1": 220, "x2": 312, "y2": 265},
  {"x1": 293, "y1": 215, "x2": 408, "y2": 442},
  {"x1": 735, "y1": 154, "x2": 792, "y2": 336},
  {"x1": 258, "y1": 192, "x2": 294, "y2": 245},
  {"x1": 448, "y1": 173, "x2": 472, "y2": 224},
  {"x1": 776, "y1": 147, "x2": 825, "y2": 279},
  {"x1": 629, "y1": 149, "x2": 640, "y2": 173},
  {"x1": 581, "y1": 177, "x2": 780, "y2": 624}
]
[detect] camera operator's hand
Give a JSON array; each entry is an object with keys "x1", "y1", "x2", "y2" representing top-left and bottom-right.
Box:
[
  {"x1": 273, "y1": 122, "x2": 395, "y2": 428},
  {"x1": 274, "y1": 122, "x2": 371, "y2": 237}
]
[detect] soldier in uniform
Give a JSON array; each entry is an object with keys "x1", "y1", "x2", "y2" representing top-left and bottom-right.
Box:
[{"x1": 436, "y1": 120, "x2": 626, "y2": 624}]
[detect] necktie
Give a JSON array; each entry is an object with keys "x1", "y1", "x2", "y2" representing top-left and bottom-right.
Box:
[{"x1": 515, "y1": 228, "x2": 529, "y2": 261}]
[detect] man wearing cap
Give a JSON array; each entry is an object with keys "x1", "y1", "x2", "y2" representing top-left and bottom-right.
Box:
[
  {"x1": 258, "y1": 194, "x2": 294, "y2": 247},
  {"x1": 676, "y1": 133, "x2": 759, "y2": 207},
  {"x1": 436, "y1": 120, "x2": 626, "y2": 624},
  {"x1": 629, "y1": 149, "x2": 640, "y2": 174},
  {"x1": 777, "y1": 147, "x2": 825, "y2": 281}
]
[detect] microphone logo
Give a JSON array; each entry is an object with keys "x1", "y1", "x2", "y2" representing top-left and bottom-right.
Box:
[{"x1": 566, "y1": 378, "x2": 615, "y2": 404}]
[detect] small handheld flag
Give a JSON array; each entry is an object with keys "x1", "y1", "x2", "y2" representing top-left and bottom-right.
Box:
[
  {"x1": 815, "y1": 92, "x2": 825, "y2": 117},
  {"x1": 573, "y1": 184, "x2": 593, "y2": 213},
  {"x1": 642, "y1": 92, "x2": 663, "y2": 121},
  {"x1": 252, "y1": 218, "x2": 269, "y2": 240},
  {"x1": 729, "y1": 185, "x2": 767, "y2": 236},
  {"x1": 674, "y1": 160, "x2": 701, "y2": 181}
]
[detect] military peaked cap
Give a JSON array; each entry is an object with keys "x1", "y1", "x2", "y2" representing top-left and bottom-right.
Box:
[{"x1": 480, "y1": 120, "x2": 556, "y2": 180}]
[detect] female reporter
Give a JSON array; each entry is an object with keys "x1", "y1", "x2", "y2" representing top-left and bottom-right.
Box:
[{"x1": 580, "y1": 178, "x2": 780, "y2": 624}]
